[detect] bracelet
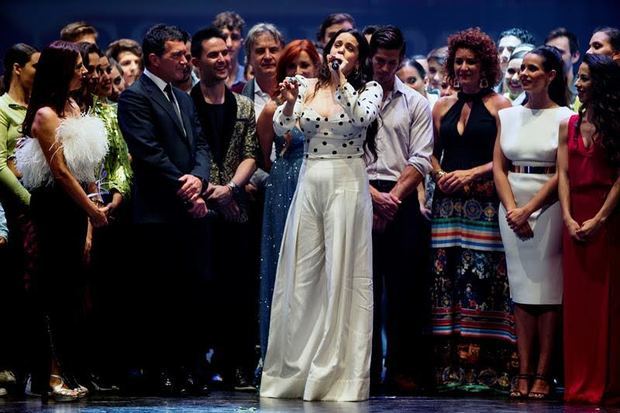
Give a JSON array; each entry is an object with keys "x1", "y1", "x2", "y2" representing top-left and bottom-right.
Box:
[
  {"x1": 431, "y1": 169, "x2": 446, "y2": 182},
  {"x1": 226, "y1": 181, "x2": 241, "y2": 196},
  {"x1": 87, "y1": 192, "x2": 104, "y2": 204}
]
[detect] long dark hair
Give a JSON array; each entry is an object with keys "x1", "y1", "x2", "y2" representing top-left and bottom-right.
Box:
[
  {"x1": 3, "y1": 43, "x2": 39, "y2": 92},
  {"x1": 316, "y1": 29, "x2": 372, "y2": 90},
  {"x1": 74, "y1": 41, "x2": 102, "y2": 111},
  {"x1": 314, "y1": 29, "x2": 377, "y2": 160},
  {"x1": 22, "y1": 41, "x2": 80, "y2": 137},
  {"x1": 577, "y1": 53, "x2": 620, "y2": 166},
  {"x1": 526, "y1": 45, "x2": 568, "y2": 107}
]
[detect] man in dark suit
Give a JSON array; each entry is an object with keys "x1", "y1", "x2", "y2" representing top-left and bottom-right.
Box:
[{"x1": 117, "y1": 23, "x2": 210, "y2": 396}]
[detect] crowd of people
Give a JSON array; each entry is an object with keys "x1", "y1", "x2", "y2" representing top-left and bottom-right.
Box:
[{"x1": 0, "y1": 11, "x2": 619, "y2": 406}]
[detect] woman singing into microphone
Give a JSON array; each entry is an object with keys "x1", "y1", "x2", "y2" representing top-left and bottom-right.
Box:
[{"x1": 260, "y1": 29, "x2": 382, "y2": 402}]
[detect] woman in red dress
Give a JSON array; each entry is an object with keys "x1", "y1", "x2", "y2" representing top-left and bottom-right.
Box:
[{"x1": 558, "y1": 53, "x2": 620, "y2": 406}]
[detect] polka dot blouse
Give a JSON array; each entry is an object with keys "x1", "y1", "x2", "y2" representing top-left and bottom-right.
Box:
[{"x1": 273, "y1": 75, "x2": 383, "y2": 160}]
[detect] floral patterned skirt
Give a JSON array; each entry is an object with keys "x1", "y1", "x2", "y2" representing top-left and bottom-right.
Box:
[{"x1": 429, "y1": 180, "x2": 517, "y2": 393}]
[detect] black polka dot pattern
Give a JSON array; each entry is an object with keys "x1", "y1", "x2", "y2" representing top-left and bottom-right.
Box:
[{"x1": 271, "y1": 77, "x2": 382, "y2": 159}]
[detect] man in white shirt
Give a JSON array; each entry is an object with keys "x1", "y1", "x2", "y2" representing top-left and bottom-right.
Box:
[
  {"x1": 240, "y1": 23, "x2": 283, "y2": 120},
  {"x1": 240, "y1": 24, "x2": 284, "y2": 190},
  {"x1": 367, "y1": 26, "x2": 433, "y2": 394}
]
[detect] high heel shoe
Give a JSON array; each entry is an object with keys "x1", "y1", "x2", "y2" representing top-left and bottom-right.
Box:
[
  {"x1": 74, "y1": 383, "x2": 89, "y2": 399},
  {"x1": 509, "y1": 373, "x2": 531, "y2": 399},
  {"x1": 49, "y1": 375, "x2": 79, "y2": 402},
  {"x1": 528, "y1": 374, "x2": 553, "y2": 400}
]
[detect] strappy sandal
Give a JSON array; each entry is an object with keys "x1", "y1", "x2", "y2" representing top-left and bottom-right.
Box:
[
  {"x1": 74, "y1": 383, "x2": 89, "y2": 399},
  {"x1": 509, "y1": 373, "x2": 531, "y2": 399},
  {"x1": 49, "y1": 375, "x2": 79, "y2": 402},
  {"x1": 528, "y1": 374, "x2": 552, "y2": 400}
]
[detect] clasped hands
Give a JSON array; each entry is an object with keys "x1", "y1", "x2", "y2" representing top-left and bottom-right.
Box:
[
  {"x1": 372, "y1": 191, "x2": 401, "y2": 232},
  {"x1": 565, "y1": 216, "x2": 602, "y2": 242},
  {"x1": 505, "y1": 206, "x2": 534, "y2": 240},
  {"x1": 203, "y1": 183, "x2": 242, "y2": 222},
  {"x1": 436, "y1": 169, "x2": 475, "y2": 194},
  {"x1": 177, "y1": 174, "x2": 208, "y2": 219}
]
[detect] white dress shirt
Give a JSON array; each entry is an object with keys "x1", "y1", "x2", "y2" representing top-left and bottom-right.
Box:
[
  {"x1": 253, "y1": 79, "x2": 271, "y2": 121},
  {"x1": 366, "y1": 76, "x2": 433, "y2": 181}
]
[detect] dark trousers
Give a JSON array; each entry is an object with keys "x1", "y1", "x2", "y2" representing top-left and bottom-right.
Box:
[
  {"x1": 127, "y1": 219, "x2": 211, "y2": 372},
  {"x1": 30, "y1": 187, "x2": 89, "y2": 382},
  {"x1": 85, "y1": 202, "x2": 132, "y2": 381},
  {"x1": 370, "y1": 180, "x2": 432, "y2": 384},
  {"x1": 208, "y1": 208, "x2": 260, "y2": 380},
  {"x1": 0, "y1": 210, "x2": 26, "y2": 372}
]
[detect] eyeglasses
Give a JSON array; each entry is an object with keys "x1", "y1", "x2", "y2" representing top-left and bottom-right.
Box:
[{"x1": 113, "y1": 76, "x2": 123, "y2": 85}]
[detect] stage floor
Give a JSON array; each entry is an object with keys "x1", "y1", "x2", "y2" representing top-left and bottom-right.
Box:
[{"x1": 0, "y1": 393, "x2": 617, "y2": 413}]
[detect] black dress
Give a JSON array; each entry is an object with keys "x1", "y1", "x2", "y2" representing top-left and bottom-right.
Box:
[{"x1": 429, "y1": 89, "x2": 517, "y2": 393}]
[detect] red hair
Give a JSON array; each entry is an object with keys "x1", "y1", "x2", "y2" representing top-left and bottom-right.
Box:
[{"x1": 276, "y1": 39, "x2": 321, "y2": 84}]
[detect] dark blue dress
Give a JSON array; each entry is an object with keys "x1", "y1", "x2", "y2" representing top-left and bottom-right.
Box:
[{"x1": 259, "y1": 128, "x2": 305, "y2": 356}]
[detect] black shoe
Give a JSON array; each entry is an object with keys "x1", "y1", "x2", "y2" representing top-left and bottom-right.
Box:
[
  {"x1": 194, "y1": 382, "x2": 210, "y2": 396},
  {"x1": 233, "y1": 369, "x2": 256, "y2": 392},
  {"x1": 176, "y1": 371, "x2": 194, "y2": 397},
  {"x1": 86, "y1": 373, "x2": 119, "y2": 393},
  {"x1": 158, "y1": 370, "x2": 175, "y2": 396}
]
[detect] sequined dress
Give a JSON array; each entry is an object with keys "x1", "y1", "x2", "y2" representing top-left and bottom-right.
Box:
[{"x1": 259, "y1": 128, "x2": 305, "y2": 357}]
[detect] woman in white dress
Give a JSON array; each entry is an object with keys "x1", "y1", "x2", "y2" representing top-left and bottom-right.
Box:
[
  {"x1": 494, "y1": 45, "x2": 574, "y2": 399},
  {"x1": 260, "y1": 29, "x2": 382, "y2": 402}
]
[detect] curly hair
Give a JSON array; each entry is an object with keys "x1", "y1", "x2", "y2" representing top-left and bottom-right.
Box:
[
  {"x1": 445, "y1": 27, "x2": 501, "y2": 88},
  {"x1": 212, "y1": 11, "x2": 245, "y2": 34},
  {"x1": 577, "y1": 53, "x2": 620, "y2": 166}
]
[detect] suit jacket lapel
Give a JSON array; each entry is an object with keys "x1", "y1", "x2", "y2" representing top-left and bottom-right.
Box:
[
  {"x1": 141, "y1": 76, "x2": 188, "y2": 140},
  {"x1": 178, "y1": 96, "x2": 193, "y2": 147}
]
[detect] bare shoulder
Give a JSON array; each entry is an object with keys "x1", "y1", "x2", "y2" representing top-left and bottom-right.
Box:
[
  {"x1": 558, "y1": 117, "x2": 570, "y2": 141},
  {"x1": 32, "y1": 107, "x2": 60, "y2": 137},
  {"x1": 258, "y1": 100, "x2": 277, "y2": 123},
  {"x1": 484, "y1": 92, "x2": 512, "y2": 116},
  {"x1": 433, "y1": 95, "x2": 458, "y2": 118},
  {"x1": 263, "y1": 99, "x2": 278, "y2": 114}
]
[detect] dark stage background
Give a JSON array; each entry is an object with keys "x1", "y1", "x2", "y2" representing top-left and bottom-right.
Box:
[{"x1": 1, "y1": 0, "x2": 619, "y2": 65}]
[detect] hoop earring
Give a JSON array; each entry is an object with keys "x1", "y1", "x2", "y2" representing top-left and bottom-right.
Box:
[
  {"x1": 479, "y1": 77, "x2": 489, "y2": 89},
  {"x1": 453, "y1": 79, "x2": 460, "y2": 89}
]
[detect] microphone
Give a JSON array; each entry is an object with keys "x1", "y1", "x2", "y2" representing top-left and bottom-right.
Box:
[{"x1": 331, "y1": 58, "x2": 342, "y2": 71}]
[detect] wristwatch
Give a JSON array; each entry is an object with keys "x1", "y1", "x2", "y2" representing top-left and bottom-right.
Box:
[
  {"x1": 226, "y1": 180, "x2": 242, "y2": 196},
  {"x1": 431, "y1": 169, "x2": 446, "y2": 182}
]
